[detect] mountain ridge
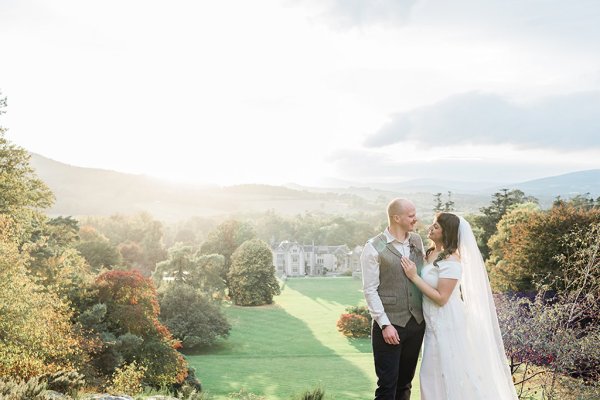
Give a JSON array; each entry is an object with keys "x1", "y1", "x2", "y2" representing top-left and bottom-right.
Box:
[{"x1": 29, "y1": 153, "x2": 599, "y2": 220}]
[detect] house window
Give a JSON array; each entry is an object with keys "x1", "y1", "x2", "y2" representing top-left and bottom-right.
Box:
[
  {"x1": 292, "y1": 255, "x2": 299, "y2": 263},
  {"x1": 317, "y1": 258, "x2": 324, "y2": 265}
]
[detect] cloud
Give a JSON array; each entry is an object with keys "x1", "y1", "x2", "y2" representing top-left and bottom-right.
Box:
[
  {"x1": 292, "y1": 0, "x2": 600, "y2": 48},
  {"x1": 413, "y1": 0, "x2": 600, "y2": 48},
  {"x1": 364, "y1": 91, "x2": 600, "y2": 150},
  {"x1": 290, "y1": 0, "x2": 418, "y2": 28},
  {"x1": 328, "y1": 149, "x2": 595, "y2": 184}
]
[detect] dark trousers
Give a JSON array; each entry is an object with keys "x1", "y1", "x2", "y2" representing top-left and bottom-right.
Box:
[{"x1": 372, "y1": 317, "x2": 426, "y2": 400}]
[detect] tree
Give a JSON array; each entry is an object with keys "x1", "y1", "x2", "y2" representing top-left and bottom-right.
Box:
[
  {"x1": 76, "y1": 225, "x2": 121, "y2": 271},
  {"x1": 433, "y1": 193, "x2": 443, "y2": 212},
  {"x1": 0, "y1": 96, "x2": 54, "y2": 217},
  {"x1": 153, "y1": 244, "x2": 197, "y2": 285},
  {"x1": 118, "y1": 240, "x2": 144, "y2": 270},
  {"x1": 163, "y1": 216, "x2": 217, "y2": 248},
  {"x1": 0, "y1": 95, "x2": 54, "y2": 247},
  {"x1": 200, "y1": 219, "x2": 256, "y2": 284},
  {"x1": 81, "y1": 213, "x2": 167, "y2": 276},
  {"x1": 159, "y1": 283, "x2": 230, "y2": 349},
  {"x1": 555, "y1": 193, "x2": 598, "y2": 210},
  {"x1": 552, "y1": 221, "x2": 600, "y2": 309},
  {"x1": 487, "y1": 204, "x2": 600, "y2": 292},
  {"x1": 191, "y1": 253, "x2": 227, "y2": 299},
  {"x1": 254, "y1": 210, "x2": 294, "y2": 246},
  {"x1": 443, "y1": 191, "x2": 455, "y2": 212},
  {"x1": 255, "y1": 211, "x2": 379, "y2": 248},
  {"x1": 317, "y1": 217, "x2": 378, "y2": 248},
  {"x1": 0, "y1": 216, "x2": 86, "y2": 380},
  {"x1": 486, "y1": 202, "x2": 540, "y2": 292},
  {"x1": 87, "y1": 270, "x2": 188, "y2": 387},
  {"x1": 19, "y1": 215, "x2": 95, "y2": 306},
  {"x1": 153, "y1": 244, "x2": 226, "y2": 300},
  {"x1": 473, "y1": 189, "x2": 538, "y2": 260},
  {"x1": 433, "y1": 192, "x2": 455, "y2": 213},
  {"x1": 227, "y1": 239, "x2": 280, "y2": 306}
]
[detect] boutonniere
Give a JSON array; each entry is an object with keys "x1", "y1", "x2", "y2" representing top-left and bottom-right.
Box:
[{"x1": 409, "y1": 243, "x2": 422, "y2": 256}]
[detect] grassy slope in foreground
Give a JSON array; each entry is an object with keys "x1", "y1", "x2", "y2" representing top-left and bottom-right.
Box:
[{"x1": 187, "y1": 277, "x2": 422, "y2": 399}]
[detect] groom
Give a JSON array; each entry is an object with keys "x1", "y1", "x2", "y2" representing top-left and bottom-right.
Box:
[{"x1": 360, "y1": 198, "x2": 426, "y2": 400}]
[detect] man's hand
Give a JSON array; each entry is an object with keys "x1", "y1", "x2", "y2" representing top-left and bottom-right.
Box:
[{"x1": 382, "y1": 324, "x2": 400, "y2": 345}]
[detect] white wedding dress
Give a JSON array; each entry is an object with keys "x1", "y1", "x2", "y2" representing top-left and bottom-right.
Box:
[
  {"x1": 419, "y1": 217, "x2": 518, "y2": 400},
  {"x1": 420, "y1": 260, "x2": 489, "y2": 399}
]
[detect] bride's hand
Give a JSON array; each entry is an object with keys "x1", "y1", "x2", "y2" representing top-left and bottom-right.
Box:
[{"x1": 401, "y1": 257, "x2": 417, "y2": 280}]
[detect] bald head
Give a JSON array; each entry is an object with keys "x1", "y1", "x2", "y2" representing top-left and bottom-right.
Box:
[
  {"x1": 388, "y1": 198, "x2": 414, "y2": 218},
  {"x1": 387, "y1": 198, "x2": 417, "y2": 230}
]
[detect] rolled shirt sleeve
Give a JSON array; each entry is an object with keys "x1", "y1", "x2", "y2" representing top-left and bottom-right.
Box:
[{"x1": 360, "y1": 241, "x2": 391, "y2": 328}]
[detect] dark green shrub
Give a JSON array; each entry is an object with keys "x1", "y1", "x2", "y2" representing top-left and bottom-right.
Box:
[
  {"x1": 42, "y1": 370, "x2": 85, "y2": 395},
  {"x1": 159, "y1": 283, "x2": 230, "y2": 349},
  {"x1": 294, "y1": 386, "x2": 325, "y2": 400}
]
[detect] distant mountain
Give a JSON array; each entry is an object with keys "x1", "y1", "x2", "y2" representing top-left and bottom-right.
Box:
[
  {"x1": 28, "y1": 153, "x2": 599, "y2": 220},
  {"x1": 290, "y1": 170, "x2": 600, "y2": 200},
  {"x1": 287, "y1": 178, "x2": 505, "y2": 194},
  {"x1": 508, "y1": 169, "x2": 600, "y2": 197},
  {"x1": 28, "y1": 154, "x2": 384, "y2": 220}
]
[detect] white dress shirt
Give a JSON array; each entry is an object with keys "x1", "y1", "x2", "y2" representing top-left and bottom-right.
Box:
[{"x1": 360, "y1": 228, "x2": 416, "y2": 328}]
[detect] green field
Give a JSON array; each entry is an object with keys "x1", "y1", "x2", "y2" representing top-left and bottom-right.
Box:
[{"x1": 187, "y1": 277, "x2": 422, "y2": 399}]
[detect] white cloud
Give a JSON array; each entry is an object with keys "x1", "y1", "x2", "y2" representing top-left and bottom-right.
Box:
[
  {"x1": 329, "y1": 144, "x2": 600, "y2": 183},
  {"x1": 1, "y1": 0, "x2": 599, "y2": 186},
  {"x1": 364, "y1": 91, "x2": 600, "y2": 150}
]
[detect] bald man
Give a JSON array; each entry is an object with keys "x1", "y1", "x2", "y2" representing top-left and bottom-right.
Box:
[{"x1": 360, "y1": 198, "x2": 426, "y2": 400}]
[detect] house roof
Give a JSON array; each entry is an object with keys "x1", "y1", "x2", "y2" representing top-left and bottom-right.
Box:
[{"x1": 275, "y1": 241, "x2": 351, "y2": 255}]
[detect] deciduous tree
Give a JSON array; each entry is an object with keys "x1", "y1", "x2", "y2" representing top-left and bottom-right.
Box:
[
  {"x1": 200, "y1": 219, "x2": 255, "y2": 284},
  {"x1": 473, "y1": 189, "x2": 537, "y2": 260},
  {"x1": 159, "y1": 283, "x2": 230, "y2": 349},
  {"x1": 227, "y1": 239, "x2": 280, "y2": 306}
]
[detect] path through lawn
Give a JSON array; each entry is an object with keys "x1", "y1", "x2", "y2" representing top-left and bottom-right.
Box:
[{"x1": 187, "y1": 277, "x2": 422, "y2": 399}]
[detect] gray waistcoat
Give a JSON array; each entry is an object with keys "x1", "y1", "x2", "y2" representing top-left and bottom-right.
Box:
[{"x1": 369, "y1": 232, "x2": 424, "y2": 327}]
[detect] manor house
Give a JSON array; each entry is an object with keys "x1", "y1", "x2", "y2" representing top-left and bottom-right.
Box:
[{"x1": 272, "y1": 241, "x2": 363, "y2": 277}]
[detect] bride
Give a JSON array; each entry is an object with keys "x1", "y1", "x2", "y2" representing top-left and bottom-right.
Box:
[{"x1": 401, "y1": 212, "x2": 518, "y2": 399}]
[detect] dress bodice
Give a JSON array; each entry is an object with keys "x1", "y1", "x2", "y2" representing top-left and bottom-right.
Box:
[
  {"x1": 420, "y1": 260, "x2": 463, "y2": 325},
  {"x1": 421, "y1": 260, "x2": 462, "y2": 291}
]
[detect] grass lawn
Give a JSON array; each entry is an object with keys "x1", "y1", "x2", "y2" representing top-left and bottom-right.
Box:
[{"x1": 187, "y1": 277, "x2": 422, "y2": 399}]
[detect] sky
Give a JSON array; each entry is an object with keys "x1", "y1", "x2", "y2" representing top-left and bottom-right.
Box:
[{"x1": 1, "y1": 0, "x2": 600, "y2": 187}]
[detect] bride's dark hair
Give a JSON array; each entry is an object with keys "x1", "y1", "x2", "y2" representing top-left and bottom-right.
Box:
[{"x1": 425, "y1": 212, "x2": 460, "y2": 267}]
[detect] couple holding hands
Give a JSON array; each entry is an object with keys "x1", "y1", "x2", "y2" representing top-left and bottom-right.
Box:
[{"x1": 360, "y1": 198, "x2": 518, "y2": 400}]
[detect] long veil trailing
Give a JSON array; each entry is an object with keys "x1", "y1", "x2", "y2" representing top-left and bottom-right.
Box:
[{"x1": 458, "y1": 216, "x2": 518, "y2": 399}]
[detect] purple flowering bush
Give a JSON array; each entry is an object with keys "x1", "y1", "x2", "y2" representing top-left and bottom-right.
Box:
[{"x1": 495, "y1": 223, "x2": 600, "y2": 399}]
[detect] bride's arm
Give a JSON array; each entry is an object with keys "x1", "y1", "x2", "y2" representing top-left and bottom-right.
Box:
[{"x1": 401, "y1": 258, "x2": 458, "y2": 307}]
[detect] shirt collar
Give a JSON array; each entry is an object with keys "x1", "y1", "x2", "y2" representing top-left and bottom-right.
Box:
[{"x1": 384, "y1": 228, "x2": 410, "y2": 245}]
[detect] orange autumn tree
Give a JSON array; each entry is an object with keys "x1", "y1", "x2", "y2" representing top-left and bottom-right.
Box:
[
  {"x1": 487, "y1": 203, "x2": 600, "y2": 292},
  {"x1": 88, "y1": 270, "x2": 188, "y2": 387}
]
